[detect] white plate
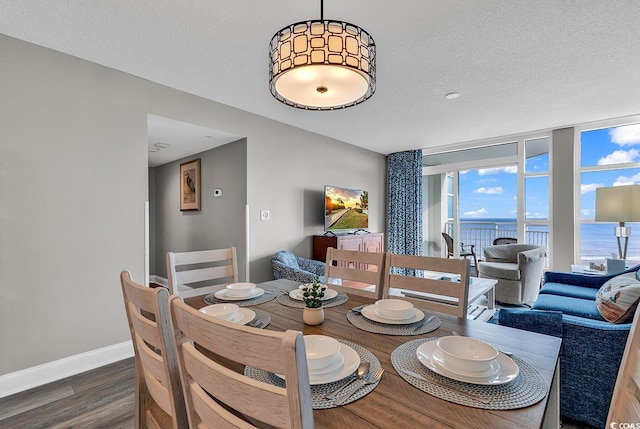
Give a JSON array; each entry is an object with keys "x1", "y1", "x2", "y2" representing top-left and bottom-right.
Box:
[
  {"x1": 214, "y1": 287, "x2": 264, "y2": 301},
  {"x1": 232, "y1": 308, "x2": 256, "y2": 325},
  {"x1": 361, "y1": 305, "x2": 425, "y2": 325},
  {"x1": 416, "y1": 341, "x2": 519, "y2": 385},
  {"x1": 199, "y1": 307, "x2": 255, "y2": 325},
  {"x1": 289, "y1": 288, "x2": 338, "y2": 301},
  {"x1": 309, "y1": 351, "x2": 345, "y2": 376},
  {"x1": 275, "y1": 343, "x2": 360, "y2": 385}
]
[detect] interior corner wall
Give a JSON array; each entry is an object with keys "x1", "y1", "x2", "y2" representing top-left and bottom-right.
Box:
[
  {"x1": 0, "y1": 33, "x2": 386, "y2": 378},
  {"x1": 551, "y1": 127, "x2": 576, "y2": 271},
  {"x1": 246, "y1": 123, "x2": 387, "y2": 282},
  {"x1": 150, "y1": 139, "x2": 248, "y2": 280}
]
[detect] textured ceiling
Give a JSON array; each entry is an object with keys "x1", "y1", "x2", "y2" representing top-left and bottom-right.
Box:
[{"x1": 2, "y1": 0, "x2": 640, "y2": 158}]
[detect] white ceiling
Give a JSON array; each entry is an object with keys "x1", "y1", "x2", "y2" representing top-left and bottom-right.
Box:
[{"x1": 2, "y1": 1, "x2": 640, "y2": 163}]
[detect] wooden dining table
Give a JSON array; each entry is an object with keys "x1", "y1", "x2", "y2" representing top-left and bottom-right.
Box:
[{"x1": 184, "y1": 279, "x2": 561, "y2": 429}]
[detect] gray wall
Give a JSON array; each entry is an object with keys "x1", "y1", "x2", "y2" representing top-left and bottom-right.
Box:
[
  {"x1": 551, "y1": 127, "x2": 576, "y2": 271},
  {"x1": 0, "y1": 34, "x2": 385, "y2": 376},
  {"x1": 151, "y1": 139, "x2": 248, "y2": 280}
]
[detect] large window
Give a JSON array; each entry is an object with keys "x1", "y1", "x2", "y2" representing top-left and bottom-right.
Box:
[{"x1": 579, "y1": 123, "x2": 640, "y2": 265}]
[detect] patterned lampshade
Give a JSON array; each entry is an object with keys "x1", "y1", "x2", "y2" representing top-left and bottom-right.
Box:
[{"x1": 269, "y1": 2, "x2": 375, "y2": 110}]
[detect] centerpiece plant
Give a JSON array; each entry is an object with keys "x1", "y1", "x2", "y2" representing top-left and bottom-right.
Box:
[{"x1": 301, "y1": 275, "x2": 326, "y2": 325}]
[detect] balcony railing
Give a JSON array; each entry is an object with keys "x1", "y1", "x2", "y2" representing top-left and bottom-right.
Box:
[{"x1": 446, "y1": 221, "x2": 549, "y2": 265}]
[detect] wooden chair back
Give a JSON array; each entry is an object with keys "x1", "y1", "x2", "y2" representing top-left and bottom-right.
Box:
[
  {"x1": 166, "y1": 247, "x2": 238, "y2": 296},
  {"x1": 382, "y1": 254, "x2": 470, "y2": 318},
  {"x1": 324, "y1": 247, "x2": 386, "y2": 299},
  {"x1": 493, "y1": 237, "x2": 517, "y2": 245},
  {"x1": 607, "y1": 307, "x2": 640, "y2": 425},
  {"x1": 169, "y1": 297, "x2": 314, "y2": 428},
  {"x1": 120, "y1": 270, "x2": 188, "y2": 429}
]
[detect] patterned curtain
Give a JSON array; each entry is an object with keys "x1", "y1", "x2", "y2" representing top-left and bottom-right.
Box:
[{"x1": 387, "y1": 149, "x2": 423, "y2": 256}]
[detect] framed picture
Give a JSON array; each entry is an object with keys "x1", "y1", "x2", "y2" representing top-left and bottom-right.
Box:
[{"x1": 180, "y1": 158, "x2": 201, "y2": 211}]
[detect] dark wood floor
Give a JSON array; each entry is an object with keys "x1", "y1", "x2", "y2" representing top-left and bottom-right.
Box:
[
  {"x1": 0, "y1": 358, "x2": 135, "y2": 429},
  {"x1": 0, "y1": 357, "x2": 595, "y2": 428}
]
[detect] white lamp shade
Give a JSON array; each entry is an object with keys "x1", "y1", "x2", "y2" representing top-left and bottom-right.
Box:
[{"x1": 595, "y1": 185, "x2": 640, "y2": 222}]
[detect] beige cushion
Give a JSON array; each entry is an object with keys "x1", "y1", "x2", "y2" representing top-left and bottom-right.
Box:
[
  {"x1": 478, "y1": 262, "x2": 521, "y2": 281},
  {"x1": 596, "y1": 273, "x2": 640, "y2": 323}
]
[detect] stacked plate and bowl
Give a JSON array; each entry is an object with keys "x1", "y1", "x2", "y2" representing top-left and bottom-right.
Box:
[
  {"x1": 200, "y1": 282, "x2": 264, "y2": 325},
  {"x1": 276, "y1": 335, "x2": 361, "y2": 385},
  {"x1": 360, "y1": 299, "x2": 425, "y2": 324},
  {"x1": 212, "y1": 282, "x2": 265, "y2": 301},
  {"x1": 416, "y1": 336, "x2": 519, "y2": 385}
]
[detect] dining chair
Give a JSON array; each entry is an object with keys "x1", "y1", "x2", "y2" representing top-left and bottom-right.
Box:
[
  {"x1": 442, "y1": 232, "x2": 478, "y2": 269},
  {"x1": 324, "y1": 247, "x2": 386, "y2": 299},
  {"x1": 169, "y1": 297, "x2": 314, "y2": 429},
  {"x1": 607, "y1": 306, "x2": 640, "y2": 425},
  {"x1": 166, "y1": 247, "x2": 238, "y2": 297},
  {"x1": 382, "y1": 253, "x2": 470, "y2": 318},
  {"x1": 119, "y1": 270, "x2": 188, "y2": 429}
]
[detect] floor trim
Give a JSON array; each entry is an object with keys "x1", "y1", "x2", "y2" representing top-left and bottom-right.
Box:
[{"x1": 0, "y1": 341, "x2": 134, "y2": 399}]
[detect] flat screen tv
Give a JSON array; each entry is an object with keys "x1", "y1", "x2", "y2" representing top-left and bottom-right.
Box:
[{"x1": 324, "y1": 185, "x2": 369, "y2": 233}]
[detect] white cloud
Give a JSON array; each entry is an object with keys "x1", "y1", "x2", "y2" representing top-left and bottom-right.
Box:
[
  {"x1": 597, "y1": 149, "x2": 640, "y2": 165},
  {"x1": 613, "y1": 172, "x2": 640, "y2": 186},
  {"x1": 474, "y1": 186, "x2": 503, "y2": 195},
  {"x1": 609, "y1": 124, "x2": 640, "y2": 146},
  {"x1": 478, "y1": 166, "x2": 517, "y2": 175},
  {"x1": 581, "y1": 209, "x2": 593, "y2": 217},
  {"x1": 463, "y1": 208, "x2": 488, "y2": 217},
  {"x1": 581, "y1": 183, "x2": 602, "y2": 194}
]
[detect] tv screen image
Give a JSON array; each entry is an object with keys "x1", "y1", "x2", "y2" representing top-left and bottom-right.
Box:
[{"x1": 324, "y1": 185, "x2": 369, "y2": 232}]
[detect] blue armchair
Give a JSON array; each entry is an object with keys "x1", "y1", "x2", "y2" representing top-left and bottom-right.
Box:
[
  {"x1": 271, "y1": 250, "x2": 326, "y2": 284},
  {"x1": 497, "y1": 265, "x2": 639, "y2": 428}
]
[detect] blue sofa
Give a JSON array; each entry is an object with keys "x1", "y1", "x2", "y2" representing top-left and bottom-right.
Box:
[
  {"x1": 498, "y1": 265, "x2": 639, "y2": 428},
  {"x1": 271, "y1": 250, "x2": 326, "y2": 284}
]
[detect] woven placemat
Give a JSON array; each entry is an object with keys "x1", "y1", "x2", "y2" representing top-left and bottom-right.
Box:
[
  {"x1": 346, "y1": 305, "x2": 441, "y2": 336},
  {"x1": 391, "y1": 337, "x2": 547, "y2": 410},
  {"x1": 276, "y1": 291, "x2": 348, "y2": 309},
  {"x1": 246, "y1": 308, "x2": 271, "y2": 329},
  {"x1": 245, "y1": 340, "x2": 381, "y2": 409},
  {"x1": 204, "y1": 288, "x2": 277, "y2": 307}
]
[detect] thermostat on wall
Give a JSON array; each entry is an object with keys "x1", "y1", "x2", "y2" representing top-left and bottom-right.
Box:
[{"x1": 213, "y1": 188, "x2": 223, "y2": 197}]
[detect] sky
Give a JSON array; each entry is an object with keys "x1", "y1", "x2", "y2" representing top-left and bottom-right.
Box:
[{"x1": 457, "y1": 123, "x2": 640, "y2": 220}]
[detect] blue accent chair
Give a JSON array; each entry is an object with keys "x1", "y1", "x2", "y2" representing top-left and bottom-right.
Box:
[
  {"x1": 497, "y1": 265, "x2": 640, "y2": 428},
  {"x1": 271, "y1": 250, "x2": 326, "y2": 284}
]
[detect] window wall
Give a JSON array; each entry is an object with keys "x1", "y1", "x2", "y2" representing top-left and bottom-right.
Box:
[{"x1": 579, "y1": 123, "x2": 640, "y2": 266}]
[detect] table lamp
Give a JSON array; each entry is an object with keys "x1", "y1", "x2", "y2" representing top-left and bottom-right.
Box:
[{"x1": 595, "y1": 185, "x2": 640, "y2": 260}]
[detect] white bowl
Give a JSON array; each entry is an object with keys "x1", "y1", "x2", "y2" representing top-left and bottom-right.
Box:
[
  {"x1": 303, "y1": 335, "x2": 341, "y2": 371},
  {"x1": 199, "y1": 303, "x2": 239, "y2": 321},
  {"x1": 436, "y1": 336, "x2": 498, "y2": 373},
  {"x1": 225, "y1": 282, "x2": 256, "y2": 297},
  {"x1": 375, "y1": 299, "x2": 414, "y2": 320}
]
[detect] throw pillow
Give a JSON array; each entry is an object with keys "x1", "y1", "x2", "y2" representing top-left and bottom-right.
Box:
[{"x1": 596, "y1": 273, "x2": 640, "y2": 323}]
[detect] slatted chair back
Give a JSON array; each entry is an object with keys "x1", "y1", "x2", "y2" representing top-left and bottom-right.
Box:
[
  {"x1": 607, "y1": 307, "x2": 640, "y2": 425},
  {"x1": 166, "y1": 247, "x2": 238, "y2": 297},
  {"x1": 382, "y1": 254, "x2": 470, "y2": 318},
  {"x1": 169, "y1": 297, "x2": 314, "y2": 429},
  {"x1": 324, "y1": 247, "x2": 386, "y2": 299},
  {"x1": 120, "y1": 270, "x2": 188, "y2": 429}
]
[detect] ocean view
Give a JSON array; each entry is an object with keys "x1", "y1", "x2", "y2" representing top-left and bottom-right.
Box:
[{"x1": 456, "y1": 218, "x2": 640, "y2": 265}]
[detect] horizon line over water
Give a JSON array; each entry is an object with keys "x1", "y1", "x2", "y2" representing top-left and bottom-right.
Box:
[{"x1": 456, "y1": 218, "x2": 640, "y2": 262}]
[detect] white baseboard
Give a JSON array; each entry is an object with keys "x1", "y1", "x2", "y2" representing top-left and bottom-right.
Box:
[
  {"x1": 0, "y1": 340, "x2": 134, "y2": 399},
  {"x1": 150, "y1": 275, "x2": 168, "y2": 287}
]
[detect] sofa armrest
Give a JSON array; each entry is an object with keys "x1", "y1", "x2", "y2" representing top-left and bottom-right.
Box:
[
  {"x1": 497, "y1": 308, "x2": 563, "y2": 337},
  {"x1": 297, "y1": 256, "x2": 326, "y2": 277}
]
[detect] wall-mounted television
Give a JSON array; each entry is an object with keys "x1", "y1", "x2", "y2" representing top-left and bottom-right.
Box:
[{"x1": 324, "y1": 185, "x2": 369, "y2": 233}]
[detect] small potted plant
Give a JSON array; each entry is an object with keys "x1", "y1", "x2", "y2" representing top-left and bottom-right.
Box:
[{"x1": 302, "y1": 275, "x2": 326, "y2": 325}]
